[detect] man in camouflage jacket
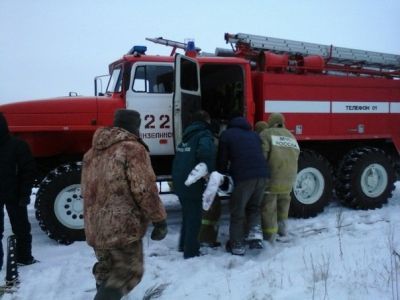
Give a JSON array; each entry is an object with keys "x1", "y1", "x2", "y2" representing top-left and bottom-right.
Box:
[{"x1": 81, "y1": 109, "x2": 167, "y2": 300}]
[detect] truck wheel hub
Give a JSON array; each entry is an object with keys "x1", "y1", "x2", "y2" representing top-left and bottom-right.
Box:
[
  {"x1": 360, "y1": 164, "x2": 387, "y2": 197},
  {"x1": 54, "y1": 184, "x2": 84, "y2": 229},
  {"x1": 294, "y1": 167, "x2": 325, "y2": 205}
]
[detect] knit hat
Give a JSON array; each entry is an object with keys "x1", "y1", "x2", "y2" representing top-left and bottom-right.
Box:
[
  {"x1": 113, "y1": 109, "x2": 141, "y2": 136},
  {"x1": 191, "y1": 110, "x2": 211, "y2": 124},
  {"x1": 254, "y1": 121, "x2": 268, "y2": 134},
  {"x1": 267, "y1": 113, "x2": 285, "y2": 128},
  {"x1": 0, "y1": 112, "x2": 10, "y2": 143}
]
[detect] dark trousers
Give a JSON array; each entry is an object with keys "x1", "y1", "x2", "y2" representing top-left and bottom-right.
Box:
[
  {"x1": 0, "y1": 202, "x2": 33, "y2": 269},
  {"x1": 229, "y1": 178, "x2": 266, "y2": 242},
  {"x1": 178, "y1": 195, "x2": 202, "y2": 259},
  {"x1": 199, "y1": 196, "x2": 221, "y2": 244}
]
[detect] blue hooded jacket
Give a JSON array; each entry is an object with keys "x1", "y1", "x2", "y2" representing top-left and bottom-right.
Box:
[{"x1": 217, "y1": 117, "x2": 269, "y2": 183}]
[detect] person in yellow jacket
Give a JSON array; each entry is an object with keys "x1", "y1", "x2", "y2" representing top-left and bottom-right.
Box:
[{"x1": 255, "y1": 113, "x2": 300, "y2": 243}]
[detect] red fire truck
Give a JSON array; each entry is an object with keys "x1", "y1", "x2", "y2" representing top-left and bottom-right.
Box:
[{"x1": 1, "y1": 33, "x2": 399, "y2": 244}]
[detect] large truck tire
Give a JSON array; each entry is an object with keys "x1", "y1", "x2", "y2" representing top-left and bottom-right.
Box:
[
  {"x1": 335, "y1": 147, "x2": 395, "y2": 209},
  {"x1": 290, "y1": 150, "x2": 333, "y2": 218},
  {"x1": 35, "y1": 162, "x2": 85, "y2": 244}
]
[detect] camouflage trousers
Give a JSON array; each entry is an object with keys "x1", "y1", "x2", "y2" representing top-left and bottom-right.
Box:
[
  {"x1": 261, "y1": 193, "x2": 291, "y2": 236},
  {"x1": 93, "y1": 240, "x2": 144, "y2": 296}
]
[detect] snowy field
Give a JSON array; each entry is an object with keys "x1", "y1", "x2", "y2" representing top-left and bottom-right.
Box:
[{"x1": 1, "y1": 183, "x2": 400, "y2": 300}]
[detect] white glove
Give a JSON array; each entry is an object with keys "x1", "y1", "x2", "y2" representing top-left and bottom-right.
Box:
[
  {"x1": 184, "y1": 162, "x2": 208, "y2": 186},
  {"x1": 202, "y1": 171, "x2": 225, "y2": 211}
]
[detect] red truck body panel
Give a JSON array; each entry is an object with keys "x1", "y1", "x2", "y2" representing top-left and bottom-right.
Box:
[
  {"x1": 252, "y1": 72, "x2": 400, "y2": 152},
  {"x1": 1, "y1": 97, "x2": 99, "y2": 156}
]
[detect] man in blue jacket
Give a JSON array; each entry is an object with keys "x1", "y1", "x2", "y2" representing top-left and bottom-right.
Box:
[
  {"x1": 172, "y1": 110, "x2": 216, "y2": 259},
  {"x1": 218, "y1": 113, "x2": 269, "y2": 255}
]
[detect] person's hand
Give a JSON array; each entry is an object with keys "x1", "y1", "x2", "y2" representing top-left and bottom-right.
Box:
[{"x1": 151, "y1": 220, "x2": 168, "y2": 241}]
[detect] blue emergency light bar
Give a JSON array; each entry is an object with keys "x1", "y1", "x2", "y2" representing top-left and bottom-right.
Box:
[
  {"x1": 127, "y1": 45, "x2": 147, "y2": 55},
  {"x1": 186, "y1": 40, "x2": 195, "y2": 51}
]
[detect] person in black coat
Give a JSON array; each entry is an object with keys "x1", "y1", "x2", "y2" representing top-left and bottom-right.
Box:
[
  {"x1": 218, "y1": 115, "x2": 269, "y2": 255},
  {"x1": 0, "y1": 112, "x2": 37, "y2": 270}
]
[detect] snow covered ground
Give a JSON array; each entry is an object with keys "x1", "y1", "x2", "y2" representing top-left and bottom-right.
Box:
[{"x1": 1, "y1": 183, "x2": 400, "y2": 300}]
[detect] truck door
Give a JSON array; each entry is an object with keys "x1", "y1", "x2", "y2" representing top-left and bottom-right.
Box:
[
  {"x1": 173, "y1": 54, "x2": 201, "y2": 147},
  {"x1": 126, "y1": 62, "x2": 174, "y2": 155}
]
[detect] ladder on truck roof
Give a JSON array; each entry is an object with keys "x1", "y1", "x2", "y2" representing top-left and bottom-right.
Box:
[
  {"x1": 146, "y1": 37, "x2": 201, "y2": 56},
  {"x1": 225, "y1": 33, "x2": 400, "y2": 72}
]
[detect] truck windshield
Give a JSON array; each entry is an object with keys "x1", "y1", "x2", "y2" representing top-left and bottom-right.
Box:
[
  {"x1": 106, "y1": 67, "x2": 122, "y2": 94},
  {"x1": 132, "y1": 65, "x2": 173, "y2": 93}
]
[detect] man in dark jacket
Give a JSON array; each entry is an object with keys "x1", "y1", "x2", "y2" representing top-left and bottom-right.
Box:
[
  {"x1": 218, "y1": 114, "x2": 269, "y2": 255},
  {"x1": 0, "y1": 112, "x2": 37, "y2": 271},
  {"x1": 172, "y1": 110, "x2": 216, "y2": 259}
]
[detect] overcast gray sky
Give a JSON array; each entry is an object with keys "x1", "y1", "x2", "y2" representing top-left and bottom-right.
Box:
[{"x1": 1, "y1": 0, "x2": 399, "y2": 103}]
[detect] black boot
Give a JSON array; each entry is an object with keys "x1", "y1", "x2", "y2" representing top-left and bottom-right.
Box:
[{"x1": 94, "y1": 284, "x2": 123, "y2": 300}]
